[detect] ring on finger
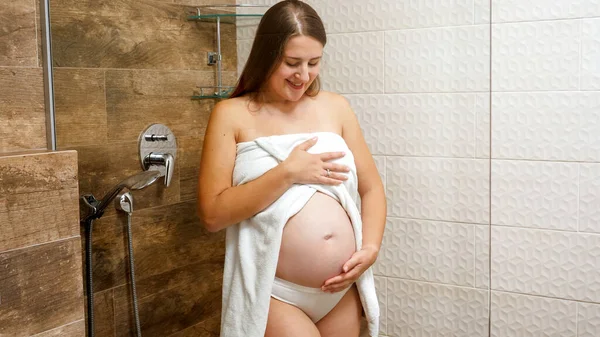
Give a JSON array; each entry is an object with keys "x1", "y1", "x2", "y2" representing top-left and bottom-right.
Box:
[{"x1": 326, "y1": 168, "x2": 331, "y2": 177}]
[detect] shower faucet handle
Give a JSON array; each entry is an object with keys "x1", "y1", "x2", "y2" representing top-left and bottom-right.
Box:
[{"x1": 142, "y1": 152, "x2": 174, "y2": 187}]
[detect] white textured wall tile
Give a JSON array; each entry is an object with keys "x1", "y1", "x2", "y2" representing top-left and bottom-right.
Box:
[
  {"x1": 492, "y1": 20, "x2": 580, "y2": 91},
  {"x1": 578, "y1": 302, "x2": 600, "y2": 337},
  {"x1": 492, "y1": 93, "x2": 581, "y2": 161},
  {"x1": 490, "y1": 291, "x2": 577, "y2": 337},
  {"x1": 581, "y1": 0, "x2": 600, "y2": 18},
  {"x1": 236, "y1": 39, "x2": 253, "y2": 76},
  {"x1": 491, "y1": 160, "x2": 579, "y2": 231},
  {"x1": 580, "y1": 93, "x2": 600, "y2": 161},
  {"x1": 475, "y1": 93, "x2": 491, "y2": 158},
  {"x1": 321, "y1": 32, "x2": 384, "y2": 94},
  {"x1": 235, "y1": 2, "x2": 272, "y2": 41},
  {"x1": 347, "y1": 94, "x2": 480, "y2": 157},
  {"x1": 384, "y1": 25, "x2": 490, "y2": 93},
  {"x1": 580, "y1": 164, "x2": 600, "y2": 234},
  {"x1": 377, "y1": 218, "x2": 476, "y2": 287},
  {"x1": 374, "y1": 276, "x2": 387, "y2": 335},
  {"x1": 492, "y1": 92, "x2": 600, "y2": 162},
  {"x1": 236, "y1": 18, "x2": 262, "y2": 41},
  {"x1": 475, "y1": 225, "x2": 490, "y2": 289},
  {"x1": 491, "y1": 0, "x2": 581, "y2": 22},
  {"x1": 386, "y1": 279, "x2": 489, "y2": 337},
  {"x1": 491, "y1": 226, "x2": 600, "y2": 302},
  {"x1": 582, "y1": 19, "x2": 600, "y2": 91},
  {"x1": 306, "y1": 0, "x2": 475, "y2": 33},
  {"x1": 386, "y1": 157, "x2": 490, "y2": 224},
  {"x1": 474, "y1": 0, "x2": 491, "y2": 24}
]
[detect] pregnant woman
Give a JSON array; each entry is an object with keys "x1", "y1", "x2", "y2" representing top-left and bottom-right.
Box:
[{"x1": 197, "y1": 1, "x2": 386, "y2": 337}]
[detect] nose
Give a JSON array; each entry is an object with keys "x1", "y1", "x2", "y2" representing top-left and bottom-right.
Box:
[{"x1": 296, "y1": 64, "x2": 310, "y2": 82}]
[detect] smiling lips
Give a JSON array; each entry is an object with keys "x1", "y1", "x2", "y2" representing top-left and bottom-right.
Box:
[{"x1": 287, "y1": 79, "x2": 304, "y2": 90}]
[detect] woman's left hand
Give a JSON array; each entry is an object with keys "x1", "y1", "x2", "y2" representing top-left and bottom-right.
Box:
[{"x1": 321, "y1": 245, "x2": 379, "y2": 293}]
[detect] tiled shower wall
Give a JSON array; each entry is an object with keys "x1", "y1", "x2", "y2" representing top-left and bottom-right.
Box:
[
  {"x1": 50, "y1": 0, "x2": 236, "y2": 335},
  {"x1": 238, "y1": 1, "x2": 600, "y2": 336},
  {"x1": 489, "y1": 2, "x2": 600, "y2": 336},
  {"x1": 0, "y1": 1, "x2": 85, "y2": 336}
]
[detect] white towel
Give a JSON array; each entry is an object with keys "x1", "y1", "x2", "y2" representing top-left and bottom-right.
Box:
[{"x1": 220, "y1": 131, "x2": 380, "y2": 337}]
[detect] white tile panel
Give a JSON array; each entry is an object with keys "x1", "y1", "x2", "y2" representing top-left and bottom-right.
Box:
[
  {"x1": 384, "y1": 25, "x2": 490, "y2": 93},
  {"x1": 386, "y1": 157, "x2": 490, "y2": 224},
  {"x1": 475, "y1": 225, "x2": 490, "y2": 289},
  {"x1": 578, "y1": 302, "x2": 600, "y2": 337},
  {"x1": 377, "y1": 218, "x2": 477, "y2": 287},
  {"x1": 492, "y1": 20, "x2": 580, "y2": 91},
  {"x1": 346, "y1": 94, "x2": 482, "y2": 157},
  {"x1": 491, "y1": 160, "x2": 579, "y2": 231},
  {"x1": 580, "y1": 164, "x2": 600, "y2": 234},
  {"x1": 321, "y1": 32, "x2": 385, "y2": 94},
  {"x1": 386, "y1": 278, "x2": 489, "y2": 337},
  {"x1": 582, "y1": 19, "x2": 600, "y2": 91},
  {"x1": 490, "y1": 291, "x2": 577, "y2": 337},
  {"x1": 492, "y1": 226, "x2": 600, "y2": 302},
  {"x1": 305, "y1": 0, "x2": 476, "y2": 34}
]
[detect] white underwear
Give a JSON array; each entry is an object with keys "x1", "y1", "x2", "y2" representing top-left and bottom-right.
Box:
[{"x1": 270, "y1": 277, "x2": 351, "y2": 323}]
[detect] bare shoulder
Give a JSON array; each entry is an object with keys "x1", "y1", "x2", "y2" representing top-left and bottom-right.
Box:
[
  {"x1": 208, "y1": 96, "x2": 251, "y2": 138},
  {"x1": 314, "y1": 91, "x2": 355, "y2": 125},
  {"x1": 315, "y1": 90, "x2": 351, "y2": 109}
]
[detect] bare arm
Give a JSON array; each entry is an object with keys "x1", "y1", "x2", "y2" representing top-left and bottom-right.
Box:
[
  {"x1": 340, "y1": 97, "x2": 387, "y2": 254},
  {"x1": 321, "y1": 94, "x2": 387, "y2": 292},
  {"x1": 197, "y1": 100, "x2": 348, "y2": 232}
]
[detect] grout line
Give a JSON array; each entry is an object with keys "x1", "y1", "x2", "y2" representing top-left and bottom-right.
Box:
[
  {"x1": 492, "y1": 289, "x2": 600, "y2": 306},
  {"x1": 0, "y1": 235, "x2": 80, "y2": 255},
  {"x1": 488, "y1": 0, "x2": 493, "y2": 335}
]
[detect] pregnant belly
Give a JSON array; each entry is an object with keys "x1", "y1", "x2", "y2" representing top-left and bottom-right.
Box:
[{"x1": 275, "y1": 192, "x2": 356, "y2": 288}]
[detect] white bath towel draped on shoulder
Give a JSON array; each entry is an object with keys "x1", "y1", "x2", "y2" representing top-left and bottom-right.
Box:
[{"x1": 220, "y1": 131, "x2": 379, "y2": 337}]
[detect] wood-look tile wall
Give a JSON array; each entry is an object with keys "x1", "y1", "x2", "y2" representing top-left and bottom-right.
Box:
[
  {"x1": 0, "y1": 151, "x2": 85, "y2": 336},
  {"x1": 51, "y1": 0, "x2": 234, "y2": 335},
  {"x1": 1, "y1": 1, "x2": 86, "y2": 336},
  {"x1": 0, "y1": 0, "x2": 46, "y2": 152}
]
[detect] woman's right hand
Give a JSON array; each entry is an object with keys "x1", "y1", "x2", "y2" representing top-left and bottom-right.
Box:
[{"x1": 281, "y1": 137, "x2": 350, "y2": 185}]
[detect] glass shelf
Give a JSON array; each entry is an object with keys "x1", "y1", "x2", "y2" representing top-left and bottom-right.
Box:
[
  {"x1": 187, "y1": 13, "x2": 264, "y2": 24},
  {"x1": 192, "y1": 86, "x2": 234, "y2": 100}
]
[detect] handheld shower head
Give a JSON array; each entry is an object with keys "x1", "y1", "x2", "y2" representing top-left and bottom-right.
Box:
[{"x1": 80, "y1": 170, "x2": 162, "y2": 222}]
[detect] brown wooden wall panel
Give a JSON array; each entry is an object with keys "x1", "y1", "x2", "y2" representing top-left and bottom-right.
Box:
[
  {"x1": 50, "y1": 0, "x2": 236, "y2": 71},
  {"x1": 91, "y1": 289, "x2": 116, "y2": 337},
  {"x1": 88, "y1": 201, "x2": 224, "y2": 292},
  {"x1": 33, "y1": 320, "x2": 86, "y2": 337},
  {"x1": 0, "y1": 187, "x2": 79, "y2": 252},
  {"x1": 113, "y1": 260, "x2": 223, "y2": 337},
  {"x1": 0, "y1": 238, "x2": 84, "y2": 336},
  {"x1": 0, "y1": 68, "x2": 46, "y2": 153},
  {"x1": 0, "y1": 151, "x2": 78, "y2": 194},
  {"x1": 167, "y1": 314, "x2": 220, "y2": 337},
  {"x1": 54, "y1": 68, "x2": 108, "y2": 147},
  {"x1": 0, "y1": 0, "x2": 38, "y2": 67},
  {"x1": 104, "y1": 69, "x2": 217, "y2": 143}
]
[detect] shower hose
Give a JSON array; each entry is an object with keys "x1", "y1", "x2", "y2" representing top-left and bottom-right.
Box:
[{"x1": 83, "y1": 209, "x2": 142, "y2": 337}]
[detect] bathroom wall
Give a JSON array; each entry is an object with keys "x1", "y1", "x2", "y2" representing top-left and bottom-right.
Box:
[
  {"x1": 50, "y1": 0, "x2": 236, "y2": 335},
  {"x1": 489, "y1": 2, "x2": 600, "y2": 336},
  {"x1": 239, "y1": 1, "x2": 600, "y2": 337},
  {"x1": 237, "y1": 1, "x2": 491, "y2": 336},
  {"x1": 0, "y1": 0, "x2": 46, "y2": 152},
  {"x1": 0, "y1": 1, "x2": 86, "y2": 336}
]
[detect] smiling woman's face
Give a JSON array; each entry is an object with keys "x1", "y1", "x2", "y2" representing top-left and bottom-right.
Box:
[{"x1": 265, "y1": 35, "x2": 324, "y2": 102}]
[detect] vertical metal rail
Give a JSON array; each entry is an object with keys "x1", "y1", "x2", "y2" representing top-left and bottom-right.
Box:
[
  {"x1": 216, "y1": 15, "x2": 222, "y2": 93},
  {"x1": 40, "y1": 0, "x2": 57, "y2": 150}
]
